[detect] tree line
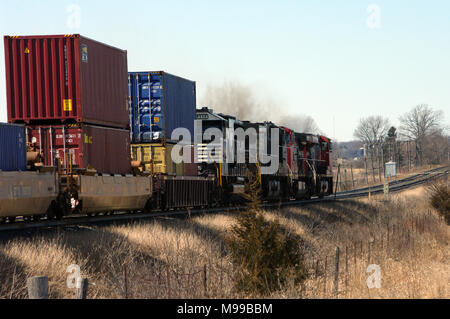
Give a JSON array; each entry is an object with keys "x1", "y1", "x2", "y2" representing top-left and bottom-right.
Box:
[{"x1": 354, "y1": 104, "x2": 449, "y2": 177}]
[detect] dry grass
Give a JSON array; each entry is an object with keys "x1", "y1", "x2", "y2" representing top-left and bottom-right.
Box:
[
  {"x1": 270, "y1": 190, "x2": 449, "y2": 298},
  {"x1": 0, "y1": 184, "x2": 448, "y2": 299}
]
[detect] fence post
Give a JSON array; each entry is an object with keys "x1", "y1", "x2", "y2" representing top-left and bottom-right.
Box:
[
  {"x1": 315, "y1": 259, "x2": 319, "y2": 278},
  {"x1": 345, "y1": 246, "x2": 348, "y2": 293},
  {"x1": 386, "y1": 223, "x2": 390, "y2": 252},
  {"x1": 334, "y1": 247, "x2": 340, "y2": 297},
  {"x1": 323, "y1": 256, "x2": 327, "y2": 296},
  {"x1": 351, "y1": 165, "x2": 355, "y2": 189},
  {"x1": 360, "y1": 241, "x2": 363, "y2": 259},
  {"x1": 353, "y1": 242, "x2": 357, "y2": 276},
  {"x1": 203, "y1": 264, "x2": 208, "y2": 297},
  {"x1": 75, "y1": 278, "x2": 89, "y2": 299},
  {"x1": 166, "y1": 266, "x2": 171, "y2": 299},
  {"x1": 124, "y1": 264, "x2": 129, "y2": 299},
  {"x1": 27, "y1": 276, "x2": 49, "y2": 299}
]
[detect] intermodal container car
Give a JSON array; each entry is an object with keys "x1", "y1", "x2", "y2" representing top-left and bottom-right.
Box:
[
  {"x1": 0, "y1": 123, "x2": 27, "y2": 171},
  {"x1": 4, "y1": 34, "x2": 129, "y2": 128},
  {"x1": 128, "y1": 71, "x2": 196, "y2": 143},
  {"x1": 27, "y1": 124, "x2": 131, "y2": 174}
]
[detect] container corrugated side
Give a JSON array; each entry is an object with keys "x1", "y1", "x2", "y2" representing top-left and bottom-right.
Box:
[
  {"x1": 0, "y1": 123, "x2": 27, "y2": 171},
  {"x1": 4, "y1": 34, "x2": 129, "y2": 128},
  {"x1": 128, "y1": 71, "x2": 196, "y2": 143},
  {"x1": 131, "y1": 143, "x2": 182, "y2": 175},
  {"x1": 27, "y1": 124, "x2": 131, "y2": 174}
]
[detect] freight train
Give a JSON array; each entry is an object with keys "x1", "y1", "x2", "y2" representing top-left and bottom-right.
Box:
[{"x1": 0, "y1": 34, "x2": 333, "y2": 223}]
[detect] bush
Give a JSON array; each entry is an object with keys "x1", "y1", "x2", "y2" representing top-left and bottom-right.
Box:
[
  {"x1": 428, "y1": 182, "x2": 450, "y2": 225},
  {"x1": 226, "y1": 209, "x2": 307, "y2": 295}
]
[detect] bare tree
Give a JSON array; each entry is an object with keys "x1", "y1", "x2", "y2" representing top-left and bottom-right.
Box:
[
  {"x1": 354, "y1": 116, "x2": 391, "y2": 145},
  {"x1": 354, "y1": 116, "x2": 390, "y2": 182},
  {"x1": 399, "y1": 104, "x2": 444, "y2": 165}
]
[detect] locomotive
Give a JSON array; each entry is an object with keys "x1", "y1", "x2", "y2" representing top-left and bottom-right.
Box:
[{"x1": 195, "y1": 107, "x2": 333, "y2": 204}]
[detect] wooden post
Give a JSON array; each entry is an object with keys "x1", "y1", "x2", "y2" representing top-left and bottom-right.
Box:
[
  {"x1": 203, "y1": 264, "x2": 208, "y2": 297},
  {"x1": 343, "y1": 169, "x2": 348, "y2": 191},
  {"x1": 166, "y1": 266, "x2": 171, "y2": 299},
  {"x1": 386, "y1": 222, "x2": 390, "y2": 252},
  {"x1": 334, "y1": 164, "x2": 341, "y2": 196},
  {"x1": 27, "y1": 276, "x2": 49, "y2": 299},
  {"x1": 350, "y1": 165, "x2": 355, "y2": 189},
  {"x1": 323, "y1": 256, "x2": 327, "y2": 296},
  {"x1": 76, "y1": 278, "x2": 89, "y2": 299},
  {"x1": 315, "y1": 259, "x2": 319, "y2": 278},
  {"x1": 353, "y1": 242, "x2": 357, "y2": 276},
  {"x1": 377, "y1": 144, "x2": 382, "y2": 182},
  {"x1": 124, "y1": 264, "x2": 129, "y2": 299},
  {"x1": 345, "y1": 246, "x2": 348, "y2": 293},
  {"x1": 370, "y1": 147, "x2": 376, "y2": 183},
  {"x1": 364, "y1": 157, "x2": 369, "y2": 185},
  {"x1": 334, "y1": 247, "x2": 340, "y2": 297}
]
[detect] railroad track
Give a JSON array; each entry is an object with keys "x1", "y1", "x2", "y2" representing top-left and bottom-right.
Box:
[{"x1": 0, "y1": 166, "x2": 448, "y2": 233}]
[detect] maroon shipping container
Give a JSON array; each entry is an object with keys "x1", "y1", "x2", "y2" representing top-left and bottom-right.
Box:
[
  {"x1": 27, "y1": 124, "x2": 131, "y2": 174},
  {"x1": 4, "y1": 34, "x2": 128, "y2": 128}
]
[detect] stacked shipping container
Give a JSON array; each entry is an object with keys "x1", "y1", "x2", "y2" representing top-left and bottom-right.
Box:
[
  {"x1": 128, "y1": 71, "x2": 198, "y2": 176},
  {"x1": 128, "y1": 71, "x2": 196, "y2": 143},
  {"x1": 4, "y1": 34, "x2": 131, "y2": 174},
  {"x1": 0, "y1": 123, "x2": 27, "y2": 171}
]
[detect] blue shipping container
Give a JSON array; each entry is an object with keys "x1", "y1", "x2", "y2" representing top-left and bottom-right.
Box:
[
  {"x1": 128, "y1": 71, "x2": 196, "y2": 143},
  {"x1": 0, "y1": 123, "x2": 27, "y2": 171}
]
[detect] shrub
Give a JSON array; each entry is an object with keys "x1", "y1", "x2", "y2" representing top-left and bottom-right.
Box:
[
  {"x1": 428, "y1": 182, "x2": 450, "y2": 224},
  {"x1": 226, "y1": 209, "x2": 306, "y2": 295}
]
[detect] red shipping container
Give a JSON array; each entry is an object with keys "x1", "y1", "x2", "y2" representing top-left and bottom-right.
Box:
[
  {"x1": 27, "y1": 124, "x2": 131, "y2": 174},
  {"x1": 4, "y1": 34, "x2": 129, "y2": 128}
]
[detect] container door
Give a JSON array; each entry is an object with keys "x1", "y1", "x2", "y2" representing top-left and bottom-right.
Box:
[
  {"x1": 129, "y1": 73, "x2": 165, "y2": 142},
  {"x1": 29, "y1": 126, "x2": 81, "y2": 168}
]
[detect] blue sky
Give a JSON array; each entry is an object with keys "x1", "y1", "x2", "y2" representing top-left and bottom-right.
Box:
[{"x1": 0, "y1": 0, "x2": 449, "y2": 141}]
